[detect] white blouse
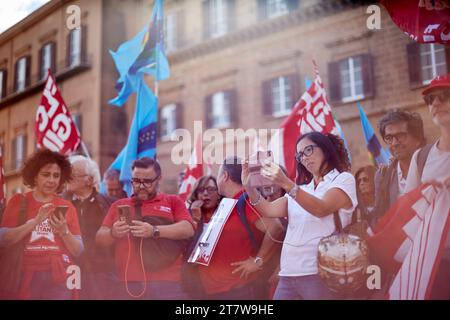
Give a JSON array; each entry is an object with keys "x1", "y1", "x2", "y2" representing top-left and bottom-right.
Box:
[{"x1": 279, "y1": 169, "x2": 358, "y2": 277}]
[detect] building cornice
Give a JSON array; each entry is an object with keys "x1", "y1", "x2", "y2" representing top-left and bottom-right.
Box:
[
  {"x1": 0, "y1": 0, "x2": 72, "y2": 44},
  {"x1": 169, "y1": 0, "x2": 371, "y2": 65}
]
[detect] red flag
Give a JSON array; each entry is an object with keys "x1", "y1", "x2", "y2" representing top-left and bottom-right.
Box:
[
  {"x1": 381, "y1": 0, "x2": 450, "y2": 44},
  {"x1": 178, "y1": 134, "x2": 204, "y2": 201},
  {"x1": 270, "y1": 61, "x2": 338, "y2": 179},
  {"x1": 35, "y1": 70, "x2": 81, "y2": 155},
  {"x1": 367, "y1": 184, "x2": 450, "y2": 299}
]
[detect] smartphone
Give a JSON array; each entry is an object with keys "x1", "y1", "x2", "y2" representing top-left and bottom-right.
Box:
[
  {"x1": 117, "y1": 205, "x2": 132, "y2": 225},
  {"x1": 248, "y1": 150, "x2": 274, "y2": 187},
  {"x1": 54, "y1": 206, "x2": 69, "y2": 220}
]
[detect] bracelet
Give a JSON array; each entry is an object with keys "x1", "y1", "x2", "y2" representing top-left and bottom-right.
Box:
[
  {"x1": 249, "y1": 192, "x2": 263, "y2": 206},
  {"x1": 61, "y1": 229, "x2": 70, "y2": 237},
  {"x1": 288, "y1": 184, "x2": 299, "y2": 198}
]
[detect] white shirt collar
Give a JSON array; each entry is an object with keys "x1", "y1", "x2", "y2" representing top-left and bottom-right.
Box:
[{"x1": 306, "y1": 168, "x2": 339, "y2": 189}]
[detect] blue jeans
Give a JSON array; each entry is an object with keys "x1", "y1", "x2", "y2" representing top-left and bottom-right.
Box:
[
  {"x1": 113, "y1": 280, "x2": 189, "y2": 300},
  {"x1": 274, "y1": 275, "x2": 339, "y2": 300},
  {"x1": 29, "y1": 271, "x2": 72, "y2": 300}
]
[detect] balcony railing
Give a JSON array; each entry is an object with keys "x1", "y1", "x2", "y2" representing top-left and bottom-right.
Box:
[{"x1": 0, "y1": 54, "x2": 92, "y2": 108}]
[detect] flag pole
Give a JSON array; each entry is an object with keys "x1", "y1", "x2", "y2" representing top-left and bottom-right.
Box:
[{"x1": 80, "y1": 141, "x2": 91, "y2": 159}]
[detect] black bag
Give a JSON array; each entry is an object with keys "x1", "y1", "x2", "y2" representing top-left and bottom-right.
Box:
[
  {"x1": 0, "y1": 195, "x2": 28, "y2": 298},
  {"x1": 134, "y1": 200, "x2": 189, "y2": 272}
]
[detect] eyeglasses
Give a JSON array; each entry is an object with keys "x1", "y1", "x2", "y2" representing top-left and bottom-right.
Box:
[
  {"x1": 423, "y1": 90, "x2": 450, "y2": 105},
  {"x1": 197, "y1": 186, "x2": 218, "y2": 194},
  {"x1": 357, "y1": 177, "x2": 370, "y2": 184},
  {"x1": 295, "y1": 145, "x2": 318, "y2": 163},
  {"x1": 383, "y1": 132, "x2": 408, "y2": 145},
  {"x1": 72, "y1": 174, "x2": 88, "y2": 179},
  {"x1": 131, "y1": 177, "x2": 159, "y2": 188}
]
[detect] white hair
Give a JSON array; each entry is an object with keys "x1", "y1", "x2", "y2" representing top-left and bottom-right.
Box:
[{"x1": 69, "y1": 155, "x2": 101, "y2": 190}]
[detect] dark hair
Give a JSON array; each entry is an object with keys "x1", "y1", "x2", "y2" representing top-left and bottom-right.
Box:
[
  {"x1": 378, "y1": 110, "x2": 426, "y2": 146},
  {"x1": 296, "y1": 132, "x2": 351, "y2": 185},
  {"x1": 222, "y1": 156, "x2": 242, "y2": 185},
  {"x1": 131, "y1": 157, "x2": 161, "y2": 177},
  {"x1": 187, "y1": 175, "x2": 219, "y2": 204},
  {"x1": 104, "y1": 168, "x2": 123, "y2": 186},
  {"x1": 22, "y1": 148, "x2": 72, "y2": 193},
  {"x1": 355, "y1": 165, "x2": 376, "y2": 184}
]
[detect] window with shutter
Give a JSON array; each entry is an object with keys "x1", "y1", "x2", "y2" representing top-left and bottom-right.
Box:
[
  {"x1": 267, "y1": 0, "x2": 289, "y2": 19},
  {"x1": 211, "y1": 91, "x2": 231, "y2": 128},
  {"x1": 419, "y1": 43, "x2": 447, "y2": 84},
  {"x1": 339, "y1": 56, "x2": 365, "y2": 103},
  {"x1": 40, "y1": 42, "x2": 54, "y2": 80},
  {"x1": 0, "y1": 69, "x2": 6, "y2": 99},
  {"x1": 15, "y1": 57, "x2": 27, "y2": 93},
  {"x1": 165, "y1": 12, "x2": 178, "y2": 53},
  {"x1": 13, "y1": 134, "x2": 27, "y2": 170},
  {"x1": 209, "y1": 0, "x2": 229, "y2": 38},
  {"x1": 160, "y1": 104, "x2": 177, "y2": 141},
  {"x1": 69, "y1": 28, "x2": 81, "y2": 67},
  {"x1": 271, "y1": 76, "x2": 293, "y2": 117}
]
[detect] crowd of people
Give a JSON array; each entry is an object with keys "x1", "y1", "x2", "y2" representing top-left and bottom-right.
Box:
[{"x1": 0, "y1": 75, "x2": 449, "y2": 300}]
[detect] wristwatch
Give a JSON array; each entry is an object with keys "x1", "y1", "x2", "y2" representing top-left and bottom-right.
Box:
[
  {"x1": 288, "y1": 184, "x2": 299, "y2": 198},
  {"x1": 152, "y1": 226, "x2": 160, "y2": 239},
  {"x1": 254, "y1": 256, "x2": 263, "y2": 269}
]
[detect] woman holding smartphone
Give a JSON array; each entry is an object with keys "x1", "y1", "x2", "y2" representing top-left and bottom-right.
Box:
[
  {"x1": 182, "y1": 175, "x2": 221, "y2": 298},
  {"x1": 242, "y1": 132, "x2": 357, "y2": 300},
  {"x1": 0, "y1": 149, "x2": 83, "y2": 299}
]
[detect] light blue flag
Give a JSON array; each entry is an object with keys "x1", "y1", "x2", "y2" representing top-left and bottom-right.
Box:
[
  {"x1": 101, "y1": 82, "x2": 158, "y2": 196},
  {"x1": 108, "y1": 0, "x2": 169, "y2": 107},
  {"x1": 119, "y1": 81, "x2": 158, "y2": 195},
  {"x1": 357, "y1": 102, "x2": 391, "y2": 166},
  {"x1": 129, "y1": 0, "x2": 170, "y2": 81}
]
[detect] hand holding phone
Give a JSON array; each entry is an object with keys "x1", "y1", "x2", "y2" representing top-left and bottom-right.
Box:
[
  {"x1": 53, "y1": 205, "x2": 69, "y2": 220},
  {"x1": 248, "y1": 151, "x2": 274, "y2": 187},
  {"x1": 117, "y1": 205, "x2": 133, "y2": 226}
]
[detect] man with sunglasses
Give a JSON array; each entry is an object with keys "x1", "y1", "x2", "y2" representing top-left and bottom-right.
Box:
[
  {"x1": 96, "y1": 157, "x2": 195, "y2": 299},
  {"x1": 403, "y1": 75, "x2": 450, "y2": 299},
  {"x1": 373, "y1": 110, "x2": 425, "y2": 224}
]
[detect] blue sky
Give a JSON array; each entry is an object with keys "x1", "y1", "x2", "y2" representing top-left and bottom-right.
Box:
[{"x1": 0, "y1": 0, "x2": 51, "y2": 34}]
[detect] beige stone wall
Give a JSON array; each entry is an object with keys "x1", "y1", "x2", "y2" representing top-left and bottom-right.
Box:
[
  {"x1": 1, "y1": 0, "x2": 444, "y2": 197},
  {"x1": 0, "y1": 0, "x2": 103, "y2": 199}
]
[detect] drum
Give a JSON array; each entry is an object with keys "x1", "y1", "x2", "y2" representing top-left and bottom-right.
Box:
[{"x1": 317, "y1": 233, "x2": 369, "y2": 294}]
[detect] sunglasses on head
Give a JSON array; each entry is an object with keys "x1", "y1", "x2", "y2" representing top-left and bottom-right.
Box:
[{"x1": 423, "y1": 90, "x2": 450, "y2": 105}]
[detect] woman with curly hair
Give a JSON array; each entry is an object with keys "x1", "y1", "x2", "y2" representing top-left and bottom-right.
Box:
[
  {"x1": 0, "y1": 149, "x2": 83, "y2": 299},
  {"x1": 242, "y1": 132, "x2": 357, "y2": 300}
]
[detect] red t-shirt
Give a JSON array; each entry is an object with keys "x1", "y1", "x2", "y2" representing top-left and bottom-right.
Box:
[
  {"x1": 1, "y1": 192, "x2": 81, "y2": 264},
  {"x1": 102, "y1": 193, "x2": 194, "y2": 282},
  {"x1": 198, "y1": 191, "x2": 264, "y2": 295}
]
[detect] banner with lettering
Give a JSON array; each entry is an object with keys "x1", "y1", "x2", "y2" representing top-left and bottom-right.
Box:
[
  {"x1": 381, "y1": 0, "x2": 450, "y2": 44},
  {"x1": 35, "y1": 70, "x2": 81, "y2": 155}
]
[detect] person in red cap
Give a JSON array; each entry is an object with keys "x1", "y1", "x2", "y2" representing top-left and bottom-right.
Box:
[{"x1": 404, "y1": 74, "x2": 450, "y2": 300}]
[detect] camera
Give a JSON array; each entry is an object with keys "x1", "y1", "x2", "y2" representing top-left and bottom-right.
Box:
[{"x1": 248, "y1": 150, "x2": 274, "y2": 188}]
